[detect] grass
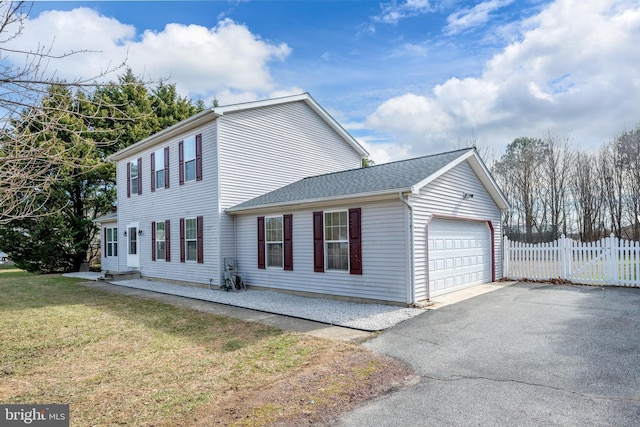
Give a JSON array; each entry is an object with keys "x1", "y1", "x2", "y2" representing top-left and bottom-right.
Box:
[{"x1": 0, "y1": 266, "x2": 412, "y2": 426}]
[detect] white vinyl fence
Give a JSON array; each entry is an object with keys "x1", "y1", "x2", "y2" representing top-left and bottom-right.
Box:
[{"x1": 504, "y1": 234, "x2": 640, "y2": 287}]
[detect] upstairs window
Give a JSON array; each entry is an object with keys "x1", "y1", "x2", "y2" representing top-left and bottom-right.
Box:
[
  {"x1": 179, "y1": 134, "x2": 202, "y2": 185},
  {"x1": 127, "y1": 158, "x2": 142, "y2": 197},
  {"x1": 151, "y1": 147, "x2": 169, "y2": 191}
]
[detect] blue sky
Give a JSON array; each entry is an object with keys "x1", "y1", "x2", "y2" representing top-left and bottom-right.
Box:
[{"x1": 16, "y1": 1, "x2": 640, "y2": 163}]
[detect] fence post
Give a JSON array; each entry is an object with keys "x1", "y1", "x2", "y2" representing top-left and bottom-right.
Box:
[
  {"x1": 503, "y1": 235, "x2": 510, "y2": 279},
  {"x1": 559, "y1": 235, "x2": 566, "y2": 280},
  {"x1": 609, "y1": 233, "x2": 619, "y2": 286}
]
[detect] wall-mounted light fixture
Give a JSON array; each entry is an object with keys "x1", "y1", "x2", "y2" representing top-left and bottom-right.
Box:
[
  {"x1": 463, "y1": 192, "x2": 474, "y2": 200},
  {"x1": 138, "y1": 229, "x2": 143, "y2": 236},
  {"x1": 123, "y1": 230, "x2": 127, "y2": 237}
]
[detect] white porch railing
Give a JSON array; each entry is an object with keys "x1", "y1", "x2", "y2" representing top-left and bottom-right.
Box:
[{"x1": 503, "y1": 234, "x2": 640, "y2": 287}]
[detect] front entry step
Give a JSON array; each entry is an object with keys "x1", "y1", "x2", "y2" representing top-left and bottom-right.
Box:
[{"x1": 100, "y1": 271, "x2": 141, "y2": 281}]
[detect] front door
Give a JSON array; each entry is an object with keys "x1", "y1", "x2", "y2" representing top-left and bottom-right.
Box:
[{"x1": 126, "y1": 222, "x2": 140, "y2": 268}]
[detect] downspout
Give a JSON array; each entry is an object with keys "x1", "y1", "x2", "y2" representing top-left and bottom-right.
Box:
[{"x1": 399, "y1": 192, "x2": 415, "y2": 305}]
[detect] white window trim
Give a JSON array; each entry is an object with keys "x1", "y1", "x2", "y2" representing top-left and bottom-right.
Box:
[
  {"x1": 155, "y1": 221, "x2": 166, "y2": 261},
  {"x1": 130, "y1": 161, "x2": 139, "y2": 195},
  {"x1": 324, "y1": 210, "x2": 349, "y2": 272},
  {"x1": 265, "y1": 216, "x2": 283, "y2": 269},
  {"x1": 183, "y1": 136, "x2": 196, "y2": 183},
  {"x1": 155, "y1": 148, "x2": 165, "y2": 189},
  {"x1": 185, "y1": 217, "x2": 197, "y2": 262},
  {"x1": 106, "y1": 227, "x2": 118, "y2": 258}
]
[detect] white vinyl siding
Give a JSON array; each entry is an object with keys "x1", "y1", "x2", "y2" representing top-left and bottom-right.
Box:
[
  {"x1": 410, "y1": 160, "x2": 503, "y2": 302},
  {"x1": 234, "y1": 201, "x2": 409, "y2": 304},
  {"x1": 114, "y1": 122, "x2": 219, "y2": 285},
  {"x1": 217, "y1": 101, "x2": 362, "y2": 210}
]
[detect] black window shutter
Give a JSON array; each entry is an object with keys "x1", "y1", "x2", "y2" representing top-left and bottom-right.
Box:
[
  {"x1": 150, "y1": 152, "x2": 156, "y2": 192},
  {"x1": 137, "y1": 157, "x2": 142, "y2": 195},
  {"x1": 103, "y1": 227, "x2": 107, "y2": 255},
  {"x1": 126, "y1": 162, "x2": 131, "y2": 198},
  {"x1": 164, "y1": 147, "x2": 170, "y2": 188},
  {"x1": 313, "y1": 211, "x2": 324, "y2": 272},
  {"x1": 179, "y1": 218, "x2": 185, "y2": 262},
  {"x1": 284, "y1": 214, "x2": 293, "y2": 271},
  {"x1": 349, "y1": 208, "x2": 362, "y2": 275},
  {"x1": 165, "y1": 220, "x2": 171, "y2": 262},
  {"x1": 197, "y1": 216, "x2": 204, "y2": 264},
  {"x1": 257, "y1": 216, "x2": 265, "y2": 269},
  {"x1": 151, "y1": 221, "x2": 156, "y2": 261},
  {"x1": 195, "y1": 134, "x2": 203, "y2": 181},
  {"x1": 178, "y1": 141, "x2": 185, "y2": 185}
]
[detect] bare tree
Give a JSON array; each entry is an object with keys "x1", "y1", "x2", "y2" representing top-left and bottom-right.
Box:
[
  {"x1": 493, "y1": 137, "x2": 546, "y2": 242},
  {"x1": 616, "y1": 127, "x2": 640, "y2": 240},
  {"x1": 598, "y1": 139, "x2": 626, "y2": 238},
  {"x1": 571, "y1": 152, "x2": 605, "y2": 241},
  {"x1": 0, "y1": 1, "x2": 131, "y2": 223},
  {"x1": 539, "y1": 132, "x2": 573, "y2": 239}
]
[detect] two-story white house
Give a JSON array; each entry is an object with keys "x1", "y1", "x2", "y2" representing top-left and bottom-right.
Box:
[{"x1": 98, "y1": 93, "x2": 508, "y2": 305}]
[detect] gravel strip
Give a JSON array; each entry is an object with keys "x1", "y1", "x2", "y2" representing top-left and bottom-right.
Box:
[{"x1": 105, "y1": 279, "x2": 423, "y2": 331}]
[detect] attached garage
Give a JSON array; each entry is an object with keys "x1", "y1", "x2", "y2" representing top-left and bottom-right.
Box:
[{"x1": 427, "y1": 218, "x2": 494, "y2": 297}]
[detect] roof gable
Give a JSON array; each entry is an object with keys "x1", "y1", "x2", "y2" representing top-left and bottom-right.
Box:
[
  {"x1": 109, "y1": 93, "x2": 368, "y2": 161},
  {"x1": 227, "y1": 148, "x2": 508, "y2": 213}
]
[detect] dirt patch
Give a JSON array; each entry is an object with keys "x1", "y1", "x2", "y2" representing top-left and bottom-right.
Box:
[{"x1": 183, "y1": 346, "x2": 418, "y2": 426}]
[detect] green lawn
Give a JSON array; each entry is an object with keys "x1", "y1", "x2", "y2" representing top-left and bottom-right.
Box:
[{"x1": 0, "y1": 267, "x2": 409, "y2": 426}]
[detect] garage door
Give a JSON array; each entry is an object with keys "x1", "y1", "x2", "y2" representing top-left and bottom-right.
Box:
[{"x1": 428, "y1": 219, "x2": 492, "y2": 297}]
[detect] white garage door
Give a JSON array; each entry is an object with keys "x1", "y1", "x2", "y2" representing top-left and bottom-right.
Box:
[{"x1": 428, "y1": 219, "x2": 492, "y2": 297}]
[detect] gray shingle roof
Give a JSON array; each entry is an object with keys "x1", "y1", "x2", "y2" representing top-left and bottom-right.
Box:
[{"x1": 227, "y1": 148, "x2": 474, "y2": 212}]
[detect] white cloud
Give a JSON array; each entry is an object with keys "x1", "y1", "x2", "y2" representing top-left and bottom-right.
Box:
[
  {"x1": 374, "y1": 0, "x2": 433, "y2": 25},
  {"x1": 6, "y1": 8, "x2": 294, "y2": 102},
  {"x1": 444, "y1": 0, "x2": 513, "y2": 35},
  {"x1": 366, "y1": 0, "x2": 640, "y2": 157}
]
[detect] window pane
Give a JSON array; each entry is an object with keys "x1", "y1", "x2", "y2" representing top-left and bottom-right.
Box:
[
  {"x1": 130, "y1": 162, "x2": 138, "y2": 177},
  {"x1": 156, "y1": 149, "x2": 164, "y2": 166},
  {"x1": 186, "y1": 241, "x2": 197, "y2": 261},
  {"x1": 131, "y1": 177, "x2": 138, "y2": 194},
  {"x1": 185, "y1": 159, "x2": 196, "y2": 182},
  {"x1": 113, "y1": 228, "x2": 117, "y2": 242},
  {"x1": 113, "y1": 242, "x2": 118, "y2": 257},
  {"x1": 156, "y1": 222, "x2": 165, "y2": 240},
  {"x1": 184, "y1": 137, "x2": 196, "y2": 160},
  {"x1": 267, "y1": 243, "x2": 283, "y2": 267},
  {"x1": 107, "y1": 228, "x2": 112, "y2": 241},
  {"x1": 129, "y1": 231, "x2": 137, "y2": 255},
  {"x1": 107, "y1": 243, "x2": 113, "y2": 257},
  {"x1": 266, "y1": 217, "x2": 282, "y2": 242},
  {"x1": 327, "y1": 242, "x2": 348, "y2": 270},
  {"x1": 156, "y1": 170, "x2": 164, "y2": 188},
  {"x1": 156, "y1": 241, "x2": 166, "y2": 260},
  {"x1": 185, "y1": 219, "x2": 197, "y2": 240}
]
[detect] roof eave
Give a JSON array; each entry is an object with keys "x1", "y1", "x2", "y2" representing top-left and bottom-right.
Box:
[
  {"x1": 226, "y1": 188, "x2": 413, "y2": 214},
  {"x1": 108, "y1": 109, "x2": 221, "y2": 161}
]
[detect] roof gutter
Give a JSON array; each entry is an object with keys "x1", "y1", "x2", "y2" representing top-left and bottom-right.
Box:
[{"x1": 399, "y1": 192, "x2": 415, "y2": 306}]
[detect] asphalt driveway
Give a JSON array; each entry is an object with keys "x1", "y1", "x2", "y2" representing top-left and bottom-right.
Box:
[{"x1": 338, "y1": 283, "x2": 640, "y2": 426}]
